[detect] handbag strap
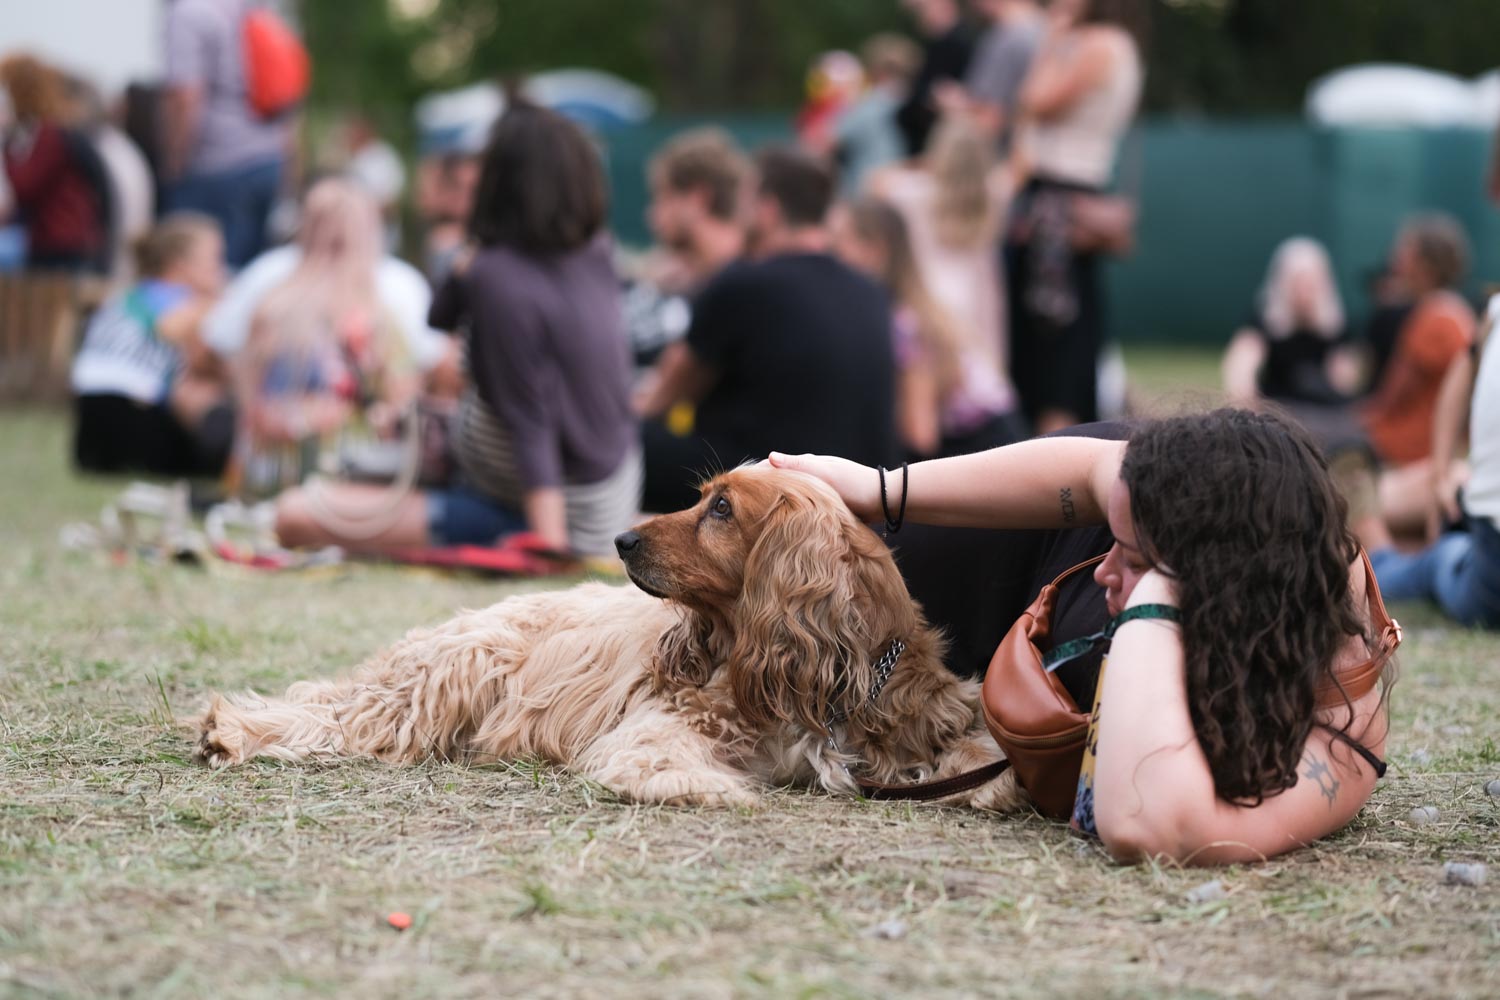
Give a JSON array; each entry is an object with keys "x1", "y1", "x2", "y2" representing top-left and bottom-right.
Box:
[
  {"x1": 1043, "y1": 603, "x2": 1181, "y2": 673},
  {"x1": 1048, "y1": 553, "x2": 1106, "y2": 588},
  {"x1": 1317, "y1": 547, "x2": 1401, "y2": 706}
]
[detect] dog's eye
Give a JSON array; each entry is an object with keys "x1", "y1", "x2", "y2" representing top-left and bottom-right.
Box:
[{"x1": 711, "y1": 496, "x2": 732, "y2": 519}]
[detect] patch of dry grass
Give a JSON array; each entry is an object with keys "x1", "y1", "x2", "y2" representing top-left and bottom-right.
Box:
[{"x1": 2, "y1": 388, "x2": 1498, "y2": 999}]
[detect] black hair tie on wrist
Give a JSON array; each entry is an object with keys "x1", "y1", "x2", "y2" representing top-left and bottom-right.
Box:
[{"x1": 880, "y1": 462, "x2": 908, "y2": 537}]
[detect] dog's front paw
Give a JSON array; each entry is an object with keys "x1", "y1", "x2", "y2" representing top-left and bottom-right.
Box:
[
  {"x1": 628, "y1": 768, "x2": 759, "y2": 809},
  {"x1": 191, "y1": 698, "x2": 246, "y2": 768},
  {"x1": 663, "y1": 784, "x2": 759, "y2": 809}
]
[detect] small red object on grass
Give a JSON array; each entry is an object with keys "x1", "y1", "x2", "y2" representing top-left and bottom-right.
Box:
[{"x1": 387, "y1": 911, "x2": 412, "y2": 931}]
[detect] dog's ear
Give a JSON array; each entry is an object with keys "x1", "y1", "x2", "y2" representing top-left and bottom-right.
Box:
[
  {"x1": 728, "y1": 492, "x2": 916, "y2": 733},
  {"x1": 650, "y1": 610, "x2": 720, "y2": 690}
]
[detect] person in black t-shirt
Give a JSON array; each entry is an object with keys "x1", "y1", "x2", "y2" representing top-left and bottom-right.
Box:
[
  {"x1": 1221, "y1": 237, "x2": 1369, "y2": 453},
  {"x1": 636, "y1": 147, "x2": 897, "y2": 512}
]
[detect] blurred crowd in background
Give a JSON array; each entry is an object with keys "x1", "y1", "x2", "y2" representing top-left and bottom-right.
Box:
[{"x1": 2, "y1": 0, "x2": 1498, "y2": 627}]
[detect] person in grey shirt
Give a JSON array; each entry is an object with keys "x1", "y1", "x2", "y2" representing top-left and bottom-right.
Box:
[
  {"x1": 161, "y1": 0, "x2": 294, "y2": 267},
  {"x1": 936, "y1": 0, "x2": 1044, "y2": 150}
]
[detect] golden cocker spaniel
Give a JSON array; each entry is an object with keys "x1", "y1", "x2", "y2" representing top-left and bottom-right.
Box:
[{"x1": 191, "y1": 467, "x2": 1020, "y2": 810}]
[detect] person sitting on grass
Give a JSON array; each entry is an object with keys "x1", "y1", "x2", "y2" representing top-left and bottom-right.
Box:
[
  {"x1": 1362, "y1": 214, "x2": 1475, "y2": 541},
  {"x1": 1222, "y1": 237, "x2": 1361, "y2": 413},
  {"x1": 273, "y1": 103, "x2": 640, "y2": 560},
  {"x1": 229, "y1": 178, "x2": 421, "y2": 498},
  {"x1": 1362, "y1": 297, "x2": 1500, "y2": 629},
  {"x1": 71, "y1": 212, "x2": 232, "y2": 476},
  {"x1": 772, "y1": 408, "x2": 1394, "y2": 864}
]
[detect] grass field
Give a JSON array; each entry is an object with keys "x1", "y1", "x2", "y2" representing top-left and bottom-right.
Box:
[{"x1": 2, "y1": 349, "x2": 1498, "y2": 999}]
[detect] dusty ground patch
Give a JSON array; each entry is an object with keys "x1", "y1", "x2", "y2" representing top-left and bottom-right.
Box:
[{"x1": 2, "y1": 389, "x2": 1498, "y2": 999}]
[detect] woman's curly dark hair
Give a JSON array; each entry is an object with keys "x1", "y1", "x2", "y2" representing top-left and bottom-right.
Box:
[{"x1": 1119, "y1": 408, "x2": 1367, "y2": 804}]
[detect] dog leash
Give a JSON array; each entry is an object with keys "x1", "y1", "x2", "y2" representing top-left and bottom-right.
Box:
[
  {"x1": 856, "y1": 760, "x2": 1012, "y2": 801},
  {"x1": 824, "y1": 638, "x2": 1012, "y2": 802}
]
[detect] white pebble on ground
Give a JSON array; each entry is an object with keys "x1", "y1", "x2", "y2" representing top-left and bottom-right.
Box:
[
  {"x1": 1485, "y1": 779, "x2": 1500, "y2": 798},
  {"x1": 863, "y1": 919, "x2": 908, "y2": 940},
  {"x1": 1443, "y1": 862, "x2": 1487, "y2": 887},
  {"x1": 1409, "y1": 806, "x2": 1440, "y2": 826},
  {"x1": 1184, "y1": 879, "x2": 1227, "y2": 904}
]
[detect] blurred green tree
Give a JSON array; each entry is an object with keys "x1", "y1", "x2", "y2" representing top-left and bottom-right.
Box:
[{"x1": 299, "y1": 0, "x2": 1500, "y2": 118}]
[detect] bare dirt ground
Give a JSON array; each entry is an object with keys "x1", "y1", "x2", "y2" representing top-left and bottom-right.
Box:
[{"x1": 3, "y1": 368, "x2": 1497, "y2": 998}]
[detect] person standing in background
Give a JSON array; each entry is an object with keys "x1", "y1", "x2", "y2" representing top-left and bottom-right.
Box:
[
  {"x1": 869, "y1": 117, "x2": 1018, "y2": 419},
  {"x1": 832, "y1": 195, "x2": 1023, "y2": 459},
  {"x1": 0, "y1": 54, "x2": 106, "y2": 272},
  {"x1": 65, "y1": 76, "x2": 155, "y2": 288},
  {"x1": 895, "y1": 0, "x2": 975, "y2": 158},
  {"x1": 1005, "y1": 0, "x2": 1142, "y2": 432},
  {"x1": 342, "y1": 116, "x2": 405, "y2": 249},
  {"x1": 938, "y1": 0, "x2": 1045, "y2": 150},
  {"x1": 825, "y1": 34, "x2": 921, "y2": 197},
  {"x1": 161, "y1": 0, "x2": 297, "y2": 268}
]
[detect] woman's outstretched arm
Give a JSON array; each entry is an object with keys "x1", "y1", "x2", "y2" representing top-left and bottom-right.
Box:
[{"x1": 769, "y1": 437, "x2": 1124, "y2": 531}]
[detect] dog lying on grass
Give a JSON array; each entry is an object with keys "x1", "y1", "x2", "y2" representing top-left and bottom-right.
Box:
[{"x1": 191, "y1": 467, "x2": 1018, "y2": 810}]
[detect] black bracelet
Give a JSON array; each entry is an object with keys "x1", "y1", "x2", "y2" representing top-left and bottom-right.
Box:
[{"x1": 880, "y1": 462, "x2": 908, "y2": 536}]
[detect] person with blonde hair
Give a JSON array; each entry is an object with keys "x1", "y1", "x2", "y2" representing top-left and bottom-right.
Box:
[
  {"x1": 232, "y1": 179, "x2": 419, "y2": 495},
  {"x1": 832, "y1": 195, "x2": 1022, "y2": 458},
  {"x1": 869, "y1": 116, "x2": 1016, "y2": 403},
  {"x1": 1222, "y1": 237, "x2": 1359, "y2": 410}
]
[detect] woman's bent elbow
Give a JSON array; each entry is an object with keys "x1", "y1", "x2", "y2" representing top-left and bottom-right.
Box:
[{"x1": 1094, "y1": 800, "x2": 1211, "y2": 865}]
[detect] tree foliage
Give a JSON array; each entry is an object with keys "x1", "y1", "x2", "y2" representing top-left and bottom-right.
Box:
[{"x1": 299, "y1": 0, "x2": 1500, "y2": 117}]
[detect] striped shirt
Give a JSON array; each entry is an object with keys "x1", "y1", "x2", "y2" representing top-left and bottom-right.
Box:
[{"x1": 72, "y1": 282, "x2": 191, "y2": 405}]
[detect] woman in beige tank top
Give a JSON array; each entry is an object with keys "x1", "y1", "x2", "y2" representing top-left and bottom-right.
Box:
[{"x1": 1006, "y1": 0, "x2": 1143, "y2": 433}]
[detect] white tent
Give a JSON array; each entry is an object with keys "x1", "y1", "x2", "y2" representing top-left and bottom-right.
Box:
[
  {"x1": 1306, "y1": 64, "x2": 1500, "y2": 128},
  {"x1": 415, "y1": 70, "x2": 655, "y2": 155}
]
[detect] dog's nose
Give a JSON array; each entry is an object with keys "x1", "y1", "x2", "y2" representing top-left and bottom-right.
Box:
[{"x1": 614, "y1": 530, "x2": 642, "y2": 558}]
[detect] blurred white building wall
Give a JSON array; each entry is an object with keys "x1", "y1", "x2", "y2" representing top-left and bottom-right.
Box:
[{"x1": 0, "y1": 0, "x2": 163, "y2": 97}]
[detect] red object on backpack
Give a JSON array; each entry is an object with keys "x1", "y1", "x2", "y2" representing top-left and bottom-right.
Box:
[{"x1": 242, "y1": 8, "x2": 310, "y2": 119}]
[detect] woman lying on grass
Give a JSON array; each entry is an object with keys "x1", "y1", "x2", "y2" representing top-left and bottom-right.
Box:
[{"x1": 772, "y1": 409, "x2": 1395, "y2": 864}]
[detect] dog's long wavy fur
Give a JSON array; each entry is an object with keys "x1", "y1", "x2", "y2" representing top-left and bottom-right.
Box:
[{"x1": 191, "y1": 467, "x2": 1020, "y2": 810}]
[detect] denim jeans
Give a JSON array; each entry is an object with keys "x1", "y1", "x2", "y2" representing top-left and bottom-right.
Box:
[
  {"x1": 163, "y1": 158, "x2": 282, "y2": 268},
  {"x1": 1370, "y1": 516, "x2": 1500, "y2": 628}
]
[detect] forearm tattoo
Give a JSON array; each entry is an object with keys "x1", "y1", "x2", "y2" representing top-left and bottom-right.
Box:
[
  {"x1": 1303, "y1": 754, "x2": 1340, "y2": 808},
  {"x1": 1059, "y1": 487, "x2": 1076, "y2": 524}
]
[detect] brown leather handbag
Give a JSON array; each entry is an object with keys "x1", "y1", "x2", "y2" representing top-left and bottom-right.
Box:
[
  {"x1": 980, "y1": 551, "x2": 1402, "y2": 820},
  {"x1": 1068, "y1": 194, "x2": 1136, "y2": 256}
]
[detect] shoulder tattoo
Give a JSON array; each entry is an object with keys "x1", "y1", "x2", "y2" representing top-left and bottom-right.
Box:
[{"x1": 1303, "y1": 754, "x2": 1340, "y2": 809}]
